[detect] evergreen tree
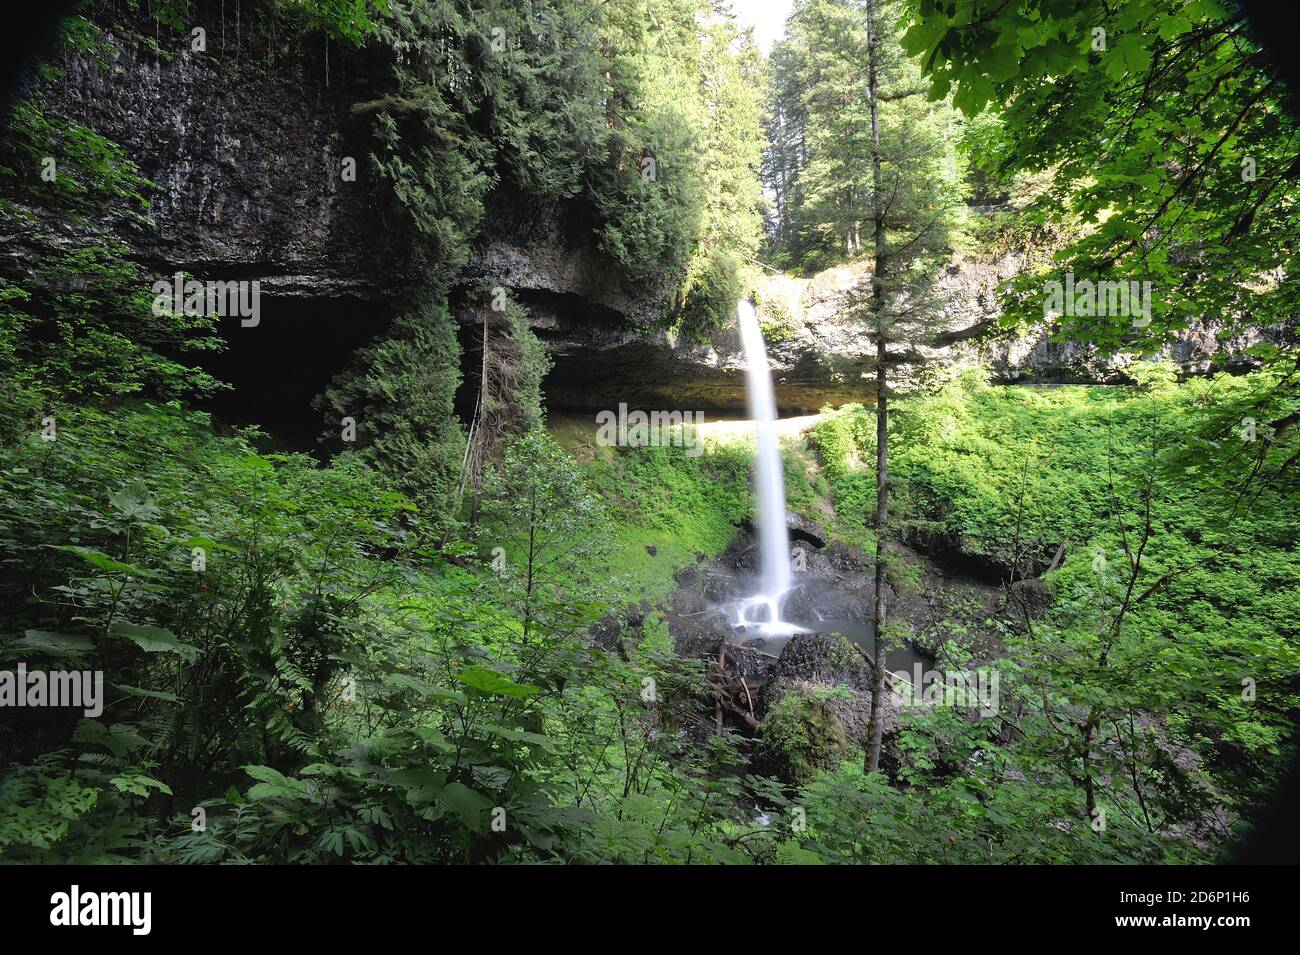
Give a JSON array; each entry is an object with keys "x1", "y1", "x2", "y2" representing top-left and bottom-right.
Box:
[
  {"x1": 453, "y1": 288, "x2": 552, "y2": 531},
  {"x1": 590, "y1": 0, "x2": 707, "y2": 285},
  {"x1": 316, "y1": 293, "x2": 467, "y2": 536},
  {"x1": 844, "y1": 0, "x2": 965, "y2": 770},
  {"x1": 677, "y1": 5, "x2": 768, "y2": 333},
  {"x1": 761, "y1": 39, "x2": 808, "y2": 255},
  {"x1": 901, "y1": 0, "x2": 1300, "y2": 357}
]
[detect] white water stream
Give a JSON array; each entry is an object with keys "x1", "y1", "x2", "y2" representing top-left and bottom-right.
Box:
[{"x1": 732, "y1": 300, "x2": 801, "y2": 637}]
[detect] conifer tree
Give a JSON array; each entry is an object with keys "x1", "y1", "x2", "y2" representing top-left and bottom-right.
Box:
[
  {"x1": 763, "y1": 0, "x2": 966, "y2": 769},
  {"x1": 847, "y1": 0, "x2": 964, "y2": 770}
]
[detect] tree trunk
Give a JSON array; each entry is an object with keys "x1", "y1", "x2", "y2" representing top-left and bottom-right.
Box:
[
  {"x1": 865, "y1": 338, "x2": 889, "y2": 773},
  {"x1": 864, "y1": 0, "x2": 890, "y2": 774},
  {"x1": 468, "y1": 309, "x2": 490, "y2": 528}
]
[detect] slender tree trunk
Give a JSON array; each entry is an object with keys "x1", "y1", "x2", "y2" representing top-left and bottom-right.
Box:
[
  {"x1": 864, "y1": 0, "x2": 890, "y2": 774},
  {"x1": 866, "y1": 338, "x2": 889, "y2": 773},
  {"x1": 469, "y1": 309, "x2": 490, "y2": 528}
]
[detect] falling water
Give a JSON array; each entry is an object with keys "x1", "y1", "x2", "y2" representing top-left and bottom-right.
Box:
[{"x1": 734, "y1": 300, "x2": 798, "y2": 634}]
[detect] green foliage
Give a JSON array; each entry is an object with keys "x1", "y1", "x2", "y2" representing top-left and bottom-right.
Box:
[
  {"x1": 353, "y1": 0, "x2": 762, "y2": 325},
  {"x1": 0, "y1": 407, "x2": 784, "y2": 863},
  {"x1": 764, "y1": 0, "x2": 966, "y2": 271},
  {"x1": 292, "y1": 0, "x2": 390, "y2": 45},
  {"x1": 0, "y1": 62, "x2": 222, "y2": 405},
  {"x1": 488, "y1": 295, "x2": 550, "y2": 439},
  {"x1": 810, "y1": 370, "x2": 1300, "y2": 852},
  {"x1": 316, "y1": 294, "x2": 466, "y2": 534},
  {"x1": 807, "y1": 402, "x2": 877, "y2": 538},
  {"x1": 453, "y1": 288, "x2": 552, "y2": 504},
  {"x1": 5, "y1": 373, "x2": 1294, "y2": 865},
  {"x1": 359, "y1": 0, "x2": 494, "y2": 283},
  {"x1": 754, "y1": 689, "x2": 850, "y2": 786},
  {"x1": 754, "y1": 278, "x2": 804, "y2": 343},
  {"x1": 590, "y1": 0, "x2": 705, "y2": 285},
  {"x1": 0, "y1": 397, "x2": 419, "y2": 859},
  {"x1": 4, "y1": 0, "x2": 1297, "y2": 869},
  {"x1": 794, "y1": 756, "x2": 1200, "y2": 864},
  {"x1": 902, "y1": 0, "x2": 1300, "y2": 357},
  {"x1": 673, "y1": 13, "x2": 767, "y2": 336},
  {"x1": 573, "y1": 432, "x2": 758, "y2": 599},
  {"x1": 118, "y1": 0, "x2": 388, "y2": 46}
]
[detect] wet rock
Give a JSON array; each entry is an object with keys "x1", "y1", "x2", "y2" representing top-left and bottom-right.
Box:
[
  {"x1": 825, "y1": 540, "x2": 870, "y2": 572},
  {"x1": 780, "y1": 584, "x2": 817, "y2": 620},
  {"x1": 15, "y1": 21, "x2": 1281, "y2": 418},
  {"x1": 753, "y1": 631, "x2": 902, "y2": 767},
  {"x1": 786, "y1": 511, "x2": 828, "y2": 548},
  {"x1": 669, "y1": 610, "x2": 733, "y2": 663},
  {"x1": 725, "y1": 643, "x2": 781, "y2": 687},
  {"x1": 666, "y1": 608, "x2": 782, "y2": 689},
  {"x1": 703, "y1": 570, "x2": 738, "y2": 603},
  {"x1": 4, "y1": 24, "x2": 403, "y2": 300},
  {"x1": 762, "y1": 678, "x2": 897, "y2": 748},
  {"x1": 772, "y1": 631, "x2": 871, "y2": 691},
  {"x1": 739, "y1": 511, "x2": 828, "y2": 551},
  {"x1": 589, "y1": 614, "x2": 622, "y2": 652},
  {"x1": 673, "y1": 563, "x2": 702, "y2": 590}
]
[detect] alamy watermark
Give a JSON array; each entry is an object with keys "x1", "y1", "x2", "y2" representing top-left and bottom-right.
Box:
[
  {"x1": 891, "y1": 664, "x2": 1000, "y2": 717},
  {"x1": 0, "y1": 664, "x2": 103, "y2": 717},
  {"x1": 151, "y1": 273, "x2": 261, "y2": 327},
  {"x1": 50, "y1": 885, "x2": 151, "y2": 935},
  {"x1": 595, "y1": 403, "x2": 704, "y2": 457},
  {"x1": 1043, "y1": 272, "x2": 1153, "y2": 329}
]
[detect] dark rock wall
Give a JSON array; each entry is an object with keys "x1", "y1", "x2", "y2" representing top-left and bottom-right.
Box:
[{"x1": 5, "y1": 22, "x2": 401, "y2": 299}]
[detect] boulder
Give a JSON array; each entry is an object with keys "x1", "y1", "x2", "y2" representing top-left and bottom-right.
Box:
[
  {"x1": 771, "y1": 631, "x2": 872, "y2": 690},
  {"x1": 762, "y1": 678, "x2": 898, "y2": 748},
  {"x1": 751, "y1": 686, "x2": 851, "y2": 785},
  {"x1": 748, "y1": 630, "x2": 904, "y2": 783},
  {"x1": 786, "y1": 511, "x2": 828, "y2": 548}
]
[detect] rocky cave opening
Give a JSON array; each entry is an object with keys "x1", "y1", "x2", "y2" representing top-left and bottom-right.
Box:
[{"x1": 195, "y1": 294, "x2": 395, "y2": 453}]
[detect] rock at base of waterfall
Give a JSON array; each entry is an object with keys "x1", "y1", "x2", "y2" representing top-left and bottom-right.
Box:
[
  {"x1": 760, "y1": 632, "x2": 899, "y2": 736},
  {"x1": 786, "y1": 511, "x2": 829, "y2": 548}
]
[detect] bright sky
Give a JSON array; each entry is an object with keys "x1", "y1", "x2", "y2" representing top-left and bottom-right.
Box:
[{"x1": 730, "y1": 0, "x2": 794, "y2": 54}]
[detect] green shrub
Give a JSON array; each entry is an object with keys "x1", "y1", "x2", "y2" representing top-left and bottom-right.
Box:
[{"x1": 754, "y1": 689, "x2": 850, "y2": 786}]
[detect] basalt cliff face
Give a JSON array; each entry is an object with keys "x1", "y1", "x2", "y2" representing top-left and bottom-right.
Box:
[
  {"x1": 533, "y1": 254, "x2": 1282, "y2": 413},
  {"x1": 3, "y1": 20, "x2": 1272, "y2": 419},
  {"x1": 2, "y1": 25, "x2": 399, "y2": 300}
]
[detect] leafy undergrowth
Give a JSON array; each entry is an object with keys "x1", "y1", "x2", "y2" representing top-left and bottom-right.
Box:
[
  {"x1": 551, "y1": 414, "x2": 830, "y2": 601},
  {"x1": 809, "y1": 366, "x2": 1300, "y2": 854},
  {"x1": 0, "y1": 401, "x2": 795, "y2": 863},
  {"x1": 3, "y1": 370, "x2": 1297, "y2": 864}
]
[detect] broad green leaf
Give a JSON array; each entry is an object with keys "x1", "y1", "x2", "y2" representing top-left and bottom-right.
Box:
[
  {"x1": 384, "y1": 673, "x2": 467, "y2": 703},
  {"x1": 20, "y1": 629, "x2": 94, "y2": 655},
  {"x1": 109, "y1": 621, "x2": 201, "y2": 662},
  {"x1": 242, "y1": 764, "x2": 304, "y2": 800},
  {"x1": 52, "y1": 545, "x2": 148, "y2": 576},
  {"x1": 386, "y1": 766, "x2": 447, "y2": 804},
  {"x1": 453, "y1": 665, "x2": 541, "y2": 699},
  {"x1": 478, "y1": 723, "x2": 555, "y2": 750},
  {"x1": 984, "y1": 41, "x2": 1022, "y2": 83},
  {"x1": 74, "y1": 720, "x2": 148, "y2": 758},
  {"x1": 437, "y1": 781, "x2": 492, "y2": 827},
  {"x1": 1105, "y1": 35, "x2": 1152, "y2": 81},
  {"x1": 110, "y1": 773, "x2": 172, "y2": 797},
  {"x1": 113, "y1": 683, "x2": 180, "y2": 703}
]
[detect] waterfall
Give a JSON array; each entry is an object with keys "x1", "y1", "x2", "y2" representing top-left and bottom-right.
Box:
[{"x1": 735, "y1": 300, "x2": 797, "y2": 632}]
